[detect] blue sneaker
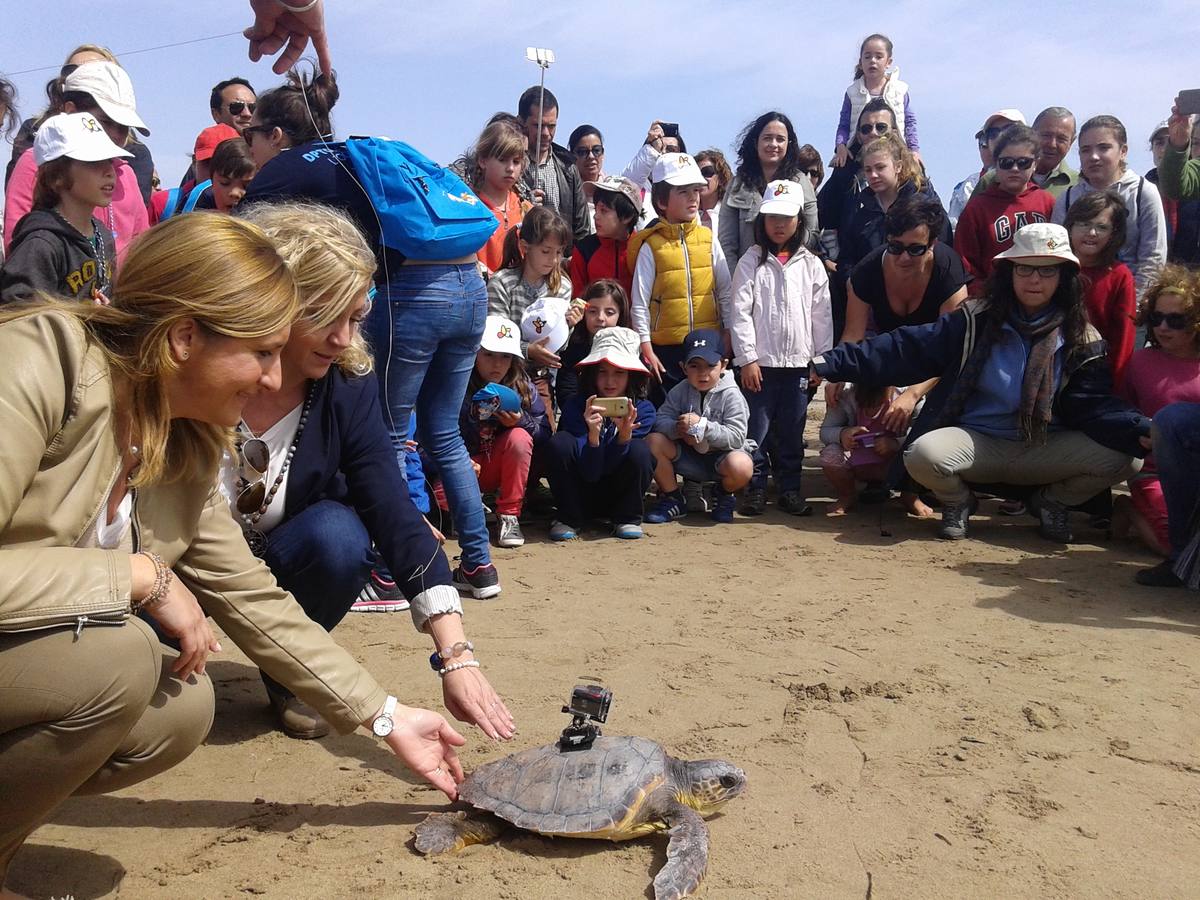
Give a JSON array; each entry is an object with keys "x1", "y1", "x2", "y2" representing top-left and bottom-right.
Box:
[
  {"x1": 549, "y1": 520, "x2": 578, "y2": 542},
  {"x1": 612, "y1": 522, "x2": 644, "y2": 540},
  {"x1": 711, "y1": 491, "x2": 737, "y2": 523},
  {"x1": 644, "y1": 491, "x2": 687, "y2": 524}
]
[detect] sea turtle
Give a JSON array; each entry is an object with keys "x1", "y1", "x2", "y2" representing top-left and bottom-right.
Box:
[{"x1": 414, "y1": 735, "x2": 746, "y2": 900}]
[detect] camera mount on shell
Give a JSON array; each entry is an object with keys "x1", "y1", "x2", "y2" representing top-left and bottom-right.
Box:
[{"x1": 559, "y1": 684, "x2": 612, "y2": 752}]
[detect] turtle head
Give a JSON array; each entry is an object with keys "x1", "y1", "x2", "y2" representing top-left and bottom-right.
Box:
[{"x1": 678, "y1": 759, "x2": 747, "y2": 813}]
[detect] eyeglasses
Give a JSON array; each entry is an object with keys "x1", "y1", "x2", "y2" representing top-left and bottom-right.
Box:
[
  {"x1": 573, "y1": 145, "x2": 604, "y2": 159},
  {"x1": 859, "y1": 122, "x2": 890, "y2": 136},
  {"x1": 59, "y1": 63, "x2": 79, "y2": 79},
  {"x1": 997, "y1": 156, "x2": 1035, "y2": 171},
  {"x1": 236, "y1": 438, "x2": 270, "y2": 514},
  {"x1": 1070, "y1": 220, "x2": 1113, "y2": 235},
  {"x1": 241, "y1": 124, "x2": 269, "y2": 143},
  {"x1": 1149, "y1": 311, "x2": 1190, "y2": 330},
  {"x1": 885, "y1": 240, "x2": 930, "y2": 257},
  {"x1": 227, "y1": 101, "x2": 256, "y2": 116},
  {"x1": 1013, "y1": 264, "x2": 1062, "y2": 278},
  {"x1": 984, "y1": 126, "x2": 1008, "y2": 143},
  {"x1": 700, "y1": 165, "x2": 717, "y2": 178},
  {"x1": 801, "y1": 168, "x2": 821, "y2": 179}
]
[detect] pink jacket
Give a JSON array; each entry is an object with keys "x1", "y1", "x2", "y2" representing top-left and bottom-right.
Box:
[{"x1": 4, "y1": 148, "x2": 148, "y2": 257}]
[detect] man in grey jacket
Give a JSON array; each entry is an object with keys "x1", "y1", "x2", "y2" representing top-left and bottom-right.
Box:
[{"x1": 517, "y1": 85, "x2": 590, "y2": 248}]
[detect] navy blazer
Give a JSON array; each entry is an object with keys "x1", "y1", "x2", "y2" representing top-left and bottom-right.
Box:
[{"x1": 283, "y1": 368, "x2": 451, "y2": 600}]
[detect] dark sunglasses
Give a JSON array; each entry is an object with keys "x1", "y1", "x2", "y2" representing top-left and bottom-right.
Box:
[
  {"x1": 984, "y1": 126, "x2": 1007, "y2": 143},
  {"x1": 1149, "y1": 311, "x2": 1190, "y2": 330},
  {"x1": 573, "y1": 145, "x2": 603, "y2": 158},
  {"x1": 236, "y1": 438, "x2": 270, "y2": 514},
  {"x1": 859, "y1": 122, "x2": 890, "y2": 136},
  {"x1": 886, "y1": 240, "x2": 930, "y2": 257},
  {"x1": 59, "y1": 63, "x2": 79, "y2": 79},
  {"x1": 241, "y1": 124, "x2": 270, "y2": 143},
  {"x1": 700, "y1": 165, "x2": 717, "y2": 178},
  {"x1": 227, "y1": 101, "x2": 256, "y2": 115},
  {"x1": 801, "y1": 168, "x2": 821, "y2": 179},
  {"x1": 997, "y1": 156, "x2": 1035, "y2": 171}
]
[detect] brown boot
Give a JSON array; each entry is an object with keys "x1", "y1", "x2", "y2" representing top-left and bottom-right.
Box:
[{"x1": 268, "y1": 689, "x2": 330, "y2": 740}]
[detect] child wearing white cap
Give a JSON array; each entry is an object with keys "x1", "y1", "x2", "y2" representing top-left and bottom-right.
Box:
[
  {"x1": 0, "y1": 112, "x2": 130, "y2": 304},
  {"x1": 449, "y1": 316, "x2": 551, "y2": 549},
  {"x1": 728, "y1": 180, "x2": 834, "y2": 516},
  {"x1": 626, "y1": 152, "x2": 733, "y2": 400}
]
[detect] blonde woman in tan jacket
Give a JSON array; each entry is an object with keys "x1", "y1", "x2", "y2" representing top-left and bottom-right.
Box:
[{"x1": 0, "y1": 214, "x2": 472, "y2": 898}]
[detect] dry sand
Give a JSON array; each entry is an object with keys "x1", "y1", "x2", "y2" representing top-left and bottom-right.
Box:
[{"x1": 9, "y1": 406, "x2": 1200, "y2": 899}]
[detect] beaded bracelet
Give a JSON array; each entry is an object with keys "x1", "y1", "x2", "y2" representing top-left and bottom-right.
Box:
[
  {"x1": 438, "y1": 659, "x2": 481, "y2": 677},
  {"x1": 438, "y1": 640, "x2": 474, "y2": 661},
  {"x1": 133, "y1": 551, "x2": 173, "y2": 612},
  {"x1": 276, "y1": 0, "x2": 320, "y2": 12}
]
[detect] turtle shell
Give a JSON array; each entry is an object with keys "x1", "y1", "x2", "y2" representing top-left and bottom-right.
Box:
[{"x1": 461, "y1": 735, "x2": 669, "y2": 838}]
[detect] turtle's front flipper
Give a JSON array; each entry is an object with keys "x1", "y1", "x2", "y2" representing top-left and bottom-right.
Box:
[
  {"x1": 652, "y1": 802, "x2": 710, "y2": 900},
  {"x1": 414, "y1": 810, "x2": 506, "y2": 855}
]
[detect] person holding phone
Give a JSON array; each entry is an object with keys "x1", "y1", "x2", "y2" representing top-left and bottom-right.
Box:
[
  {"x1": 1157, "y1": 92, "x2": 1200, "y2": 202},
  {"x1": 545, "y1": 327, "x2": 656, "y2": 541}
]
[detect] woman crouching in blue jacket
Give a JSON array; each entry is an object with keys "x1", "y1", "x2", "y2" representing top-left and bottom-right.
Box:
[
  {"x1": 228, "y1": 202, "x2": 513, "y2": 742},
  {"x1": 813, "y1": 223, "x2": 1150, "y2": 543}
]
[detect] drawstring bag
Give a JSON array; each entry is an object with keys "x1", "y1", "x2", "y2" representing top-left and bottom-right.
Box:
[{"x1": 343, "y1": 137, "x2": 498, "y2": 261}]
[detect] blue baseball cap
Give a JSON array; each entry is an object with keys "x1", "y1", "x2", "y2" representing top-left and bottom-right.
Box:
[{"x1": 682, "y1": 329, "x2": 723, "y2": 365}]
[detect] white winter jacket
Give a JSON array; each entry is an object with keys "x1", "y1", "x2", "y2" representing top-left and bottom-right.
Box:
[{"x1": 728, "y1": 245, "x2": 834, "y2": 368}]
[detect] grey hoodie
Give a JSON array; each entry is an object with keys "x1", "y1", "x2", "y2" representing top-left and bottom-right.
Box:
[
  {"x1": 653, "y1": 368, "x2": 758, "y2": 454},
  {"x1": 0, "y1": 209, "x2": 115, "y2": 304}
]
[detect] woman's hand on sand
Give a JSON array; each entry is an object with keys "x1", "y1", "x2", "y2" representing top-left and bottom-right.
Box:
[
  {"x1": 379, "y1": 704, "x2": 466, "y2": 800},
  {"x1": 442, "y1": 666, "x2": 516, "y2": 741}
]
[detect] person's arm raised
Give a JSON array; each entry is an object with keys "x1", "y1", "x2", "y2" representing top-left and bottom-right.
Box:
[{"x1": 245, "y1": 0, "x2": 332, "y2": 75}]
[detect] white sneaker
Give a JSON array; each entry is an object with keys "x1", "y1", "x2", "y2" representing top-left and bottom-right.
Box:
[{"x1": 497, "y1": 514, "x2": 525, "y2": 548}]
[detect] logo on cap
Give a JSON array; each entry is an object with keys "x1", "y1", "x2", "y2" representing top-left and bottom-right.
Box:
[
  {"x1": 82, "y1": 116, "x2": 102, "y2": 133},
  {"x1": 678, "y1": 155, "x2": 692, "y2": 167},
  {"x1": 532, "y1": 317, "x2": 546, "y2": 334},
  {"x1": 773, "y1": 184, "x2": 789, "y2": 197},
  {"x1": 1046, "y1": 237, "x2": 1059, "y2": 249},
  {"x1": 691, "y1": 339, "x2": 707, "y2": 348},
  {"x1": 497, "y1": 324, "x2": 513, "y2": 339}
]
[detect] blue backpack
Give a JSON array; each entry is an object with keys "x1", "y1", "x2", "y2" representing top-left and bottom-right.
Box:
[
  {"x1": 161, "y1": 180, "x2": 212, "y2": 219},
  {"x1": 342, "y1": 137, "x2": 498, "y2": 261}
]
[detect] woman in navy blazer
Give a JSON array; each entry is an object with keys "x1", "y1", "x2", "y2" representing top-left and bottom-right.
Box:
[{"x1": 231, "y1": 202, "x2": 514, "y2": 742}]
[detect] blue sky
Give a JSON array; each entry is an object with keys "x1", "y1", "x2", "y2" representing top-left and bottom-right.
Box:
[{"x1": 3, "y1": 1, "x2": 1197, "y2": 203}]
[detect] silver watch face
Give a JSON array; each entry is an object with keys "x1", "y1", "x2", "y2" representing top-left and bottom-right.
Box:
[{"x1": 372, "y1": 714, "x2": 394, "y2": 737}]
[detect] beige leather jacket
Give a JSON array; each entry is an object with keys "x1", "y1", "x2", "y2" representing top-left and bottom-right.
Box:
[{"x1": 0, "y1": 312, "x2": 385, "y2": 733}]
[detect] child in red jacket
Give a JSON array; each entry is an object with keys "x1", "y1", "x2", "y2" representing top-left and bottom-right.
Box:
[{"x1": 568, "y1": 175, "x2": 639, "y2": 297}]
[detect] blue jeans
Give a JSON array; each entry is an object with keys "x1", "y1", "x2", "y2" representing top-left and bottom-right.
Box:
[
  {"x1": 745, "y1": 366, "x2": 809, "y2": 493},
  {"x1": 1151, "y1": 402, "x2": 1200, "y2": 560},
  {"x1": 261, "y1": 500, "x2": 374, "y2": 697},
  {"x1": 365, "y1": 264, "x2": 490, "y2": 568}
]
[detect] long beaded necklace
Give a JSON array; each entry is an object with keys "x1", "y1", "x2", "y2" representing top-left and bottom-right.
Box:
[
  {"x1": 235, "y1": 383, "x2": 315, "y2": 557},
  {"x1": 91, "y1": 219, "x2": 110, "y2": 299}
]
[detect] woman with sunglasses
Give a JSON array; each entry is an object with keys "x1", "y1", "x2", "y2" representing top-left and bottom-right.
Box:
[
  {"x1": 1116, "y1": 266, "x2": 1200, "y2": 557},
  {"x1": 0, "y1": 214, "x2": 475, "y2": 899},
  {"x1": 954, "y1": 125, "x2": 1055, "y2": 296},
  {"x1": 229, "y1": 202, "x2": 512, "y2": 742},
  {"x1": 569, "y1": 124, "x2": 606, "y2": 230},
  {"x1": 719, "y1": 111, "x2": 818, "y2": 278},
  {"x1": 814, "y1": 223, "x2": 1149, "y2": 544}
]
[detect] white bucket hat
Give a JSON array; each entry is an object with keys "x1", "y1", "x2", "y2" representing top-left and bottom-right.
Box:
[
  {"x1": 480, "y1": 315, "x2": 523, "y2": 356},
  {"x1": 33, "y1": 112, "x2": 134, "y2": 166},
  {"x1": 63, "y1": 61, "x2": 150, "y2": 135},
  {"x1": 650, "y1": 152, "x2": 706, "y2": 187},
  {"x1": 759, "y1": 179, "x2": 804, "y2": 216},
  {"x1": 994, "y1": 223, "x2": 1079, "y2": 267},
  {"x1": 520, "y1": 296, "x2": 570, "y2": 354},
  {"x1": 577, "y1": 326, "x2": 649, "y2": 373}
]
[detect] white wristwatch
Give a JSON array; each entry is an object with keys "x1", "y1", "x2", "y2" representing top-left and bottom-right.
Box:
[{"x1": 371, "y1": 695, "x2": 397, "y2": 737}]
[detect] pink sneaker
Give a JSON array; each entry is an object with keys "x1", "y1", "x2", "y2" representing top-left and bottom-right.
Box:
[{"x1": 350, "y1": 570, "x2": 410, "y2": 613}]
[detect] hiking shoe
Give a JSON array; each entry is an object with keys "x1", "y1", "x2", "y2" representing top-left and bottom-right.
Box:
[
  {"x1": 1135, "y1": 560, "x2": 1184, "y2": 588},
  {"x1": 497, "y1": 514, "x2": 525, "y2": 548},
  {"x1": 268, "y1": 689, "x2": 330, "y2": 740},
  {"x1": 1036, "y1": 496, "x2": 1073, "y2": 543},
  {"x1": 549, "y1": 520, "x2": 578, "y2": 541},
  {"x1": 682, "y1": 480, "x2": 711, "y2": 513},
  {"x1": 937, "y1": 495, "x2": 977, "y2": 540},
  {"x1": 452, "y1": 562, "x2": 502, "y2": 600},
  {"x1": 711, "y1": 491, "x2": 737, "y2": 523},
  {"x1": 778, "y1": 490, "x2": 814, "y2": 517},
  {"x1": 740, "y1": 488, "x2": 766, "y2": 516},
  {"x1": 645, "y1": 491, "x2": 687, "y2": 524},
  {"x1": 612, "y1": 522, "x2": 644, "y2": 540},
  {"x1": 350, "y1": 570, "x2": 410, "y2": 613}
]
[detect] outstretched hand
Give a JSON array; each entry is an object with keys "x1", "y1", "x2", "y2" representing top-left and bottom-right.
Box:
[
  {"x1": 245, "y1": 0, "x2": 332, "y2": 76},
  {"x1": 442, "y1": 666, "x2": 516, "y2": 741},
  {"x1": 381, "y1": 704, "x2": 467, "y2": 800}
]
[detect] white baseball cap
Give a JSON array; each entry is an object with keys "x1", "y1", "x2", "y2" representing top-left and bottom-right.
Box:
[
  {"x1": 650, "y1": 152, "x2": 706, "y2": 187},
  {"x1": 520, "y1": 297, "x2": 570, "y2": 355},
  {"x1": 63, "y1": 61, "x2": 150, "y2": 135},
  {"x1": 480, "y1": 315, "x2": 523, "y2": 356},
  {"x1": 994, "y1": 223, "x2": 1079, "y2": 267},
  {"x1": 976, "y1": 108, "x2": 1027, "y2": 139},
  {"x1": 759, "y1": 180, "x2": 804, "y2": 216},
  {"x1": 33, "y1": 112, "x2": 134, "y2": 166}
]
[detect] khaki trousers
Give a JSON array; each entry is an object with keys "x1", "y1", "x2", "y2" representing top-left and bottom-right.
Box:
[
  {"x1": 0, "y1": 616, "x2": 214, "y2": 883},
  {"x1": 903, "y1": 426, "x2": 1141, "y2": 506}
]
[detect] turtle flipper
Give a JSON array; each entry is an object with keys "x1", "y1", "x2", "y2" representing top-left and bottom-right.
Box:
[
  {"x1": 414, "y1": 810, "x2": 506, "y2": 855},
  {"x1": 652, "y1": 803, "x2": 710, "y2": 900}
]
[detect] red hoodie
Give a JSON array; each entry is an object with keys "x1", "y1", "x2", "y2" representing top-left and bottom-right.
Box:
[{"x1": 954, "y1": 182, "x2": 1055, "y2": 295}]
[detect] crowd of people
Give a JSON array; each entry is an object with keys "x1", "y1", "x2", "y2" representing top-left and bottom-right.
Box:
[{"x1": 2, "y1": 5, "x2": 1200, "y2": 896}]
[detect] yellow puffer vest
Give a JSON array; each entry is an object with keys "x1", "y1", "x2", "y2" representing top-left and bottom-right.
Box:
[{"x1": 627, "y1": 219, "x2": 718, "y2": 346}]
